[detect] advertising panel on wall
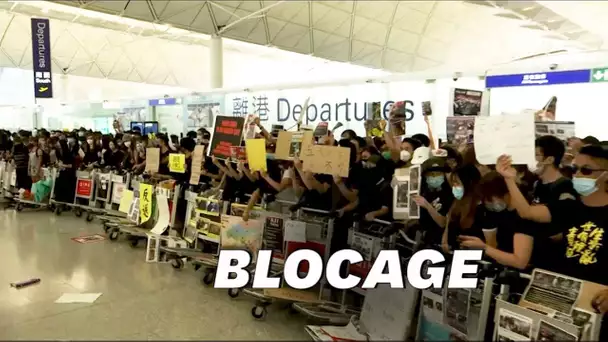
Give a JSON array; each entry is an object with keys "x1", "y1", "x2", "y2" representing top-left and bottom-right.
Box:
[
  {"x1": 185, "y1": 95, "x2": 224, "y2": 132},
  {"x1": 223, "y1": 81, "x2": 435, "y2": 137}
]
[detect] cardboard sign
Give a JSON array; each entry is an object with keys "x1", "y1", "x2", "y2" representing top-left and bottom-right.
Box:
[
  {"x1": 169, "y1": 153, "x2": 185, "y2": 173},
  {"x1": 245, "y1": 139, "x2": 267, "y2": 172},
  {"x1": 189, "y1": 145, "x2": 204, "y2": 185},
  {"x1": 145, "y1": 148, "x2": 160, "y2": 173},
  {"x1": 275, "y1": 130, "x2": 313, "y2": 160},
  {"x1": 301, "y1": 145, "x2": 350, "y2": 177},
  {"x1": 139, "y1": 183, "x2": 153, "y2": 224},
  {"x1": 209, "y1": 116, "x2": 245, "y2": 159}
]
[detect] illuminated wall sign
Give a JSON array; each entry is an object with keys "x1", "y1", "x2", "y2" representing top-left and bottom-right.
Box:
[
  {"x1": 148, "y1": 97, "x2": 180, "y2": 106},
  {"x1": 485, "y1": 69, "x2": 592, "y2": 88}
]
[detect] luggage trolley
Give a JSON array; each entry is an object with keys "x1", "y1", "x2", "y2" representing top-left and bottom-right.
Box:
[
  {"x1": 106, "y1": 180, "x2": 181, "y2": 247},
  {"x1": 81, "y1": 168, "x2": 112, "y2": 222},
  {"x1": 494, "y1": 269, "x2": 603, "y2": 342},
  {"x1": 415, "y1": 257, "x2": 496, "y2": 342},
  {"x1": 51, "y1": 169, "x2": 96, "y2": 217},
  {"x1": 1, "y1": 161, "x2": 16, "y2": 204},
  {"x1": 14, "y1": 168, "x2": 56, "y2": 212},
  {"x1": 95, "y1": 171, "x2": 131, "y2": 223},
  {"x1": 242, "y1": 207, "x2": 335, "y2": 320},
  {"x1": 294, "y1": 219, "x2": 419, "y2": 326}
]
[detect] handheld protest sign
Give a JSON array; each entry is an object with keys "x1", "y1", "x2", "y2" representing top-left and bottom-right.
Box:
[
  {"x1": 169, "y1": 153, "x2": 186, "y2": 173},
  {"x1": 189, "y1": 145, "x2": 205, "y2": 185},
  {"x1": 145, "y1": 148, "x2": 160, "y2": 173},
  {"x1": 302, "y1": 145, "x2": 349, "y2": 177},
  {"x1": 209, "y1": 115, "x2": 245, "y2": 160},
  {"x1": 245, "y1": 139, "x2": 267, "y2": 172}
]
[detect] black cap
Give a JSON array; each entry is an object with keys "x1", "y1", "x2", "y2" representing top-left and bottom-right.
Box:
[{"x1": 422, "y1": 157, "x2": 448, "y2": 173}]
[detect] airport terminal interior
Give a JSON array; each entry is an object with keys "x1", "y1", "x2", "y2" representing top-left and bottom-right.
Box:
[{"x1": 1, "y1": 1, "x2": 608, "y2": 341}]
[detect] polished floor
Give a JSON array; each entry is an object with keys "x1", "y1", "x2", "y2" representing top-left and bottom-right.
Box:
[{"x1": 0, "y1": 208, "x2": 309, "y2": 340}]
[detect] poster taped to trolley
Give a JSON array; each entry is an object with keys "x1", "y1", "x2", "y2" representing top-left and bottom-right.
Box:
[{"x1": 213, "y1": 249, "x2": 485, "y2": 290}]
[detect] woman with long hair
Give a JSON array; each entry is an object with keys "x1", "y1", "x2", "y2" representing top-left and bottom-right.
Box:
[
  {"x1": 442, "y1": 164, "x2": 486, "y2": 253},
  {"x1": 54, "y1": 139, "x2": 77, "y2": 204}
]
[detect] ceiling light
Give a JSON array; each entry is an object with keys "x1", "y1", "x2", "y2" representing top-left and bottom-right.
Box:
[
  {"x1": 522, "y1": 6, "x2": 536, "y2": 11},
  {"x1": 40, "y1": 8, "x2": 49, "y2": 14}
]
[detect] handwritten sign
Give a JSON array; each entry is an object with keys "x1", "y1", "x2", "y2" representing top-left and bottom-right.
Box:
[
  {"x1": 245, "y1": 139, "x2": 267, "y2": 172},
  {"x1": 302, "y1": 145, "x2": 350, "y2": 177},
  {"x1": 473, "y1": 114, "x2": 535, "y2": 165},
  {"x1": 169, "y1": 153, "x2": 185, "y2": 173},
  {"x1": 209, "y1": 116, "x2": 245, "y2": 159},
  {"x1": 189, "y1": 145, "x2": 204, "y2": 185},
  {"x1": 145, "y1": 148, "x2": 160, "y2": 173},
  {"x1": 139, "y1": 183, "x2": 153, "y2": 224},
  {"x1": 275, "y1": 130, "x2": 314, "y2": 160}
]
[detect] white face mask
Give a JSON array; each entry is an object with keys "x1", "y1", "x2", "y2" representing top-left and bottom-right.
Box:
[
  {"x1": 400, "y1": 150, "x2": 411, "y2": 162},
  {"x1": 87, "y1": 139, "x2": 94, "y2": 145}
]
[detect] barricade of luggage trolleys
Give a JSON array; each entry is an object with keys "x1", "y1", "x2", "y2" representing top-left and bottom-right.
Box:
[{"x1": 98, "y1": 174, "x2": 181, "y2": 249}]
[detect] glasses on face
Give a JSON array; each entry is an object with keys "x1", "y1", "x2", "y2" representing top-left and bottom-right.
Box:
[{"x1": 571, "y1": 165, "x2": 607, "y2": 176}]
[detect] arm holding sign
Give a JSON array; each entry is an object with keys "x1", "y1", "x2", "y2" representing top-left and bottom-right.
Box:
[
  {"x1": 333, "y1": 175, "x2": 358, "y2": 202},
  {"x1": 261, "y1": 170, "x2": 291, "y2": 192},
  {"x1": 243, "y1": 188, "x2": 261, "y2": 222},
  {"x1": 254, "y1": 117, "x2": 273, "y2": 143},
  {"x1": 496, "y1": 155, "x2": 552, "y2": 223},
  {"x1": 424, "y1": 114, "x2": 436, "y2": 151}
]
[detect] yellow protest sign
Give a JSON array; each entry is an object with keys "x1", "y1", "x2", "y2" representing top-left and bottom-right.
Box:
[
  {"x1": 118, "y1": 189, "x2": 133, "y2": 213},
  {"x1": 139, "y1": 183, "x2": 153, "y2": 224},
  {"x1": 169, "y1": 153, "x2": 186, "y2": 173},
  {"x1": 245, "y1": 139, "x2": 267, "y2": 172}
]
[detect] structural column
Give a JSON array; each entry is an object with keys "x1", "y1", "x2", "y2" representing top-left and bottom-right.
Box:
[{"x1": 210, "y1": 35, "x2": 224, "y2": 89}]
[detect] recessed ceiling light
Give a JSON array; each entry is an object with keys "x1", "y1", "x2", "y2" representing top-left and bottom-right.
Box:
[{"x1": 522, "y1": 6, "x2": 536, "y2": 11}]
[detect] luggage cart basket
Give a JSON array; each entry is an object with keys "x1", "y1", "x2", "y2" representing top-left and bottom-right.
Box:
[
  {"x1": 96, "y1": 171, "x2": 131, "y2": 224},
  {"x1": 51, "y1": 169, "x2": 96, "y2": 217},
  {"x1": 14, "y1": 168, "x2": 56, "y2": 212},
  {"x1": 105, "y1": 179, "x2": 181, "y2": 248},
  {"x1": 243, "y1": 206, "x2": 335, "y2": 320},
  {"x1": 81, "y1": 168, "x2": 113, "y2": 222}
]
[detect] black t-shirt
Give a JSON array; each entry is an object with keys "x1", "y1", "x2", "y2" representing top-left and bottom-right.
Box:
[
  {"x1": 477, "y1": 208, "x2": 535, "y2": 254},
  {"x1": 548, "y1": 200, "x2": 608, "y2": 285},
  {"x1": 530, "y1": 178, "x2": 578, "y2": 270},
  {"x1": 447, "y1": 205, "x2": 486, "y2": 250},
  {"x1": 420, "y1": 184, "x2": 454, "y2": 244},
  {"x1": 12, "y1": 143, "x2": 28, "y2": 169},
  {"x1": 200, "y1": 157, "x2": 219, "y2": 184},
  {"x1": 158, "y1": 150, "x2": 171, "y2": 175}
]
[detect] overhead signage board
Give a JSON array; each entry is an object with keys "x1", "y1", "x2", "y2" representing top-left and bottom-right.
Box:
[
  {"x1": 31, "y1": 18, "x2": 53, "y2": 99},
  {"x1": 148, "y1": 97, "x2": 180, "y2": 106},
  {"x1": 485, "y1": 69, "x2": 592, "y2": 88},
  {"x1": 590, "y1": 67, "x2": 608, "y2": 83}
]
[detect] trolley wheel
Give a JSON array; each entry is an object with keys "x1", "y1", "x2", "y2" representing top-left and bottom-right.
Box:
[
  {"x1": 74, "y1": 208, "x2": 83, "y2": 217},
  {"x1": 228, "y1": 288, "x2": 240, "y2": 298},
  {"x1": 193, "y1": 264, "x2": 202, "y2": 271},
  {"x1": 102, "y1": 224, "x2": 110, "y2": 233},
  {"x1": 201, "y1": 272, "x2": 215, "y2": 285},
  {"x1": 129, "y1": 238, "x2": 139, "y2": 248},
  {"x1": 109, "y1": 229, "x2": 119, "y2": 241},
  {"x1": 55, "y1": 206, "x2": 62, "y2": 216},
  {"x1": 86, "y1": 213, "x2": 94, "y2": 222},
  {"x1": 15, "y1": 203, "x2": 23, "y2": 212},
  {"x1": 171, "y1": 258, "x2": 184, "y2": 270},
  {"x1": 48, "y1": 204, "x2": 55, "y2": 212},
  {"x1": 251, "y1": 306, "x2": 267, "y2": 320}
]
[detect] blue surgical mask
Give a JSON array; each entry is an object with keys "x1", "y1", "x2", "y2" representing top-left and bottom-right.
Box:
[
  {"x1": 486, "y1": 201, "x2": 507, "y2": 212},
  {"x1": 572, "y1": 177, "x2": 598, "y2": 197},
  {"x1": 382, "y1": 151, "x2": 392, "y2": 160},
  {"x1": 426, "y1": 176, "x2": 444, "y2": 190},
  {"x1": 452, "y1": 186, "x2": 464, "y2": 200}
]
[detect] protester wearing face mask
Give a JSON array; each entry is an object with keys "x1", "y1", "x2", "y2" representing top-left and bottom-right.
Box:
[
  {"x1": 442, "y1": 164, "x2": 485, "y2": 253},
  {"x1": 357, "y1": 150, "x2": 392, "y2": 222},
  {"x1": 458, "y1": 171, "x2": 535, "y2": 270},
  {"x1": 82, "y1": 135, "x2": 99, "y2": 166},
  {"x1": 400, "y1": 138, "x2": 422, "y2": 164},
  {"x1": 498, "y1": 146, "x2": 608, "y2": 338},
  {"x1": 413, "y1": 157, "x2": 453, "y2": 245}
]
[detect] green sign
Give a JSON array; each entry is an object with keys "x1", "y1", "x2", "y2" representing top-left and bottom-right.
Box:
[{"x1": 590, "y1": 68, "x2": 608, "y2": 82}]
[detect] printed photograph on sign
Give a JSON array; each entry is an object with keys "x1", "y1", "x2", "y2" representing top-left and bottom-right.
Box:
[
  {"x1": 446, "y1": 117, "x2": 475, "y2": 146},
  {"x1": 498, "y1": 308, "x2": 532, "y2": 340},
  {"x1": 388, "y1": 101, "x2": 407, "y2": 136},
  {"x1": 71, "y1": 234, "x2": 106, "y2": 244},
  {"x1": 452, "y1": 88, "x2": 482, "y2": 116},
  {"x1": 535, "y1": 96, "x2": 557, "y2": 121},
  {"x1": 521, "y1": 269, "x2": 582, "y2": 315},
  {"x1": 364, "y1": 102, "x2": 386, "y2": 138},
  {"x1": 220, "y1": 216, "x2": 263, "y2": 262},
  {"x1": 536, "y1": 320, "x2": 577, "y2": 342},
  {"x1": 395, "y1": 181, "x2": 409, "y2": 209}
]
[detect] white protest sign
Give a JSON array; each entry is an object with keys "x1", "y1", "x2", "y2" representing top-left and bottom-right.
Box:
[{"x1": 473, "y1": 114, "x2": 535, "y2": 165}]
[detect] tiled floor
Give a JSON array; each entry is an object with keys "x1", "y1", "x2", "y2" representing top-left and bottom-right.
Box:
[{"x1": 0, "y1": 209, "x2": 309, "y2": 340}]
